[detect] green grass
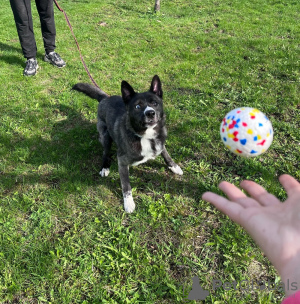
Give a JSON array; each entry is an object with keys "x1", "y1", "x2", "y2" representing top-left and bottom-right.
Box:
[{"x1": 0, "y1": 0, "x2": 299, "y2": 303}]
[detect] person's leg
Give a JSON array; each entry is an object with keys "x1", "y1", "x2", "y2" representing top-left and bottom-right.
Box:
[
  {"x1": 35, "y1": 0, "x2": 56, "y2": 54},
  {"x1": 9, "y1": 0, "x2": 37, "y2": 59},
  {"x1": 36, "y1": 0, "x2": 66, "y2": 67}
]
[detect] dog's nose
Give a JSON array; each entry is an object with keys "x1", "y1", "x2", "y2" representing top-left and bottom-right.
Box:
[{"x1": 145, "y1": 110, "x2": 155, "y2": 118}]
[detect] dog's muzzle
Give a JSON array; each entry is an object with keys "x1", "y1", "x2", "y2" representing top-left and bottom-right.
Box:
[{"x1": 144, "y1": 107, "x2": 157, "y2": 125}]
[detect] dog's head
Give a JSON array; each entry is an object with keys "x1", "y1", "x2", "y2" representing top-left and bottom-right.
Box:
[{"x1": 121, "y1": 75, "x2": 165, "y2": 133}]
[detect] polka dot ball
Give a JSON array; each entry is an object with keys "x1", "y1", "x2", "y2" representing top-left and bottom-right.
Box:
[{"x1": 220, "y1": 107, "x2": 273, "y2": 157}]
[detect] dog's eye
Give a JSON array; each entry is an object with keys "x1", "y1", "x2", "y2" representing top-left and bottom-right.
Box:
[{"x1": 135, "y1": 104, "x2": 141, "y2": 109}]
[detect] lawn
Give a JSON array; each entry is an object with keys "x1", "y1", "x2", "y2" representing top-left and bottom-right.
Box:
[{"x1": 0, "y1": 0, "x2": 299, "y2": 303}]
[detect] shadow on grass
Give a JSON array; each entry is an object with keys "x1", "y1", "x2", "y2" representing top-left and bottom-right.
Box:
[
  {"x1": 0, "y1": 41, "x2": 24, "y2": 67},
  {"x1": 2, "y1": 104, "x2": 100, "y2": 191},
  {"x1": 0, "y1": 41, "x2": 45, "y2": 67},
  {"x1": 2, "y1": 101, "x2": 278, "y2": 209},
  {"x1": 1, "y1": 104, "x2": 198, "y2": 204},
  {"x1": 0, "y1": 41, "x2": 22, "y2": 53}
]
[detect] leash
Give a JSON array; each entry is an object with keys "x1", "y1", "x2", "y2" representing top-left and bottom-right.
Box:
[{"x1": 53, "y1": 0, "x2": 100, "y2": 88}]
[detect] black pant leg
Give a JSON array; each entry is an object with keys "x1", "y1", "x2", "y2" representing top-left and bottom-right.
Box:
[
  {"x1": 9, "y1": 0, "x2": 37, "y2": 59},
  {"x1": 35, "y1": 0, "x2": 56, "y2": 54}
]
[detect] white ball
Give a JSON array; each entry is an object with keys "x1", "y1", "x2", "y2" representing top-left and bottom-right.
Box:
[{"x1": 220, "y1": 107, "x2": 273, "y2": 157}]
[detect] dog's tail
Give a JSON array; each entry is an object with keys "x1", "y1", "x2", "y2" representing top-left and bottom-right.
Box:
[{"x1": 72, "y1": 83, "x2": 109, "y2": 102}]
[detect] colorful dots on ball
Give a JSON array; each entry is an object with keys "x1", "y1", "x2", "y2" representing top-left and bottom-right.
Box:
[{"x1": 220, "y1": 107, "x2": 273, "y2": 157}]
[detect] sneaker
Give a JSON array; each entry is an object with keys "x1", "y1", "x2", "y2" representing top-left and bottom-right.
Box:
[
  {"x1": 24, "y1": 58, "x2": 38, "y2": 76},
  {"x1": 44, "y1": 52, "x2": 66, "y2": 68}
]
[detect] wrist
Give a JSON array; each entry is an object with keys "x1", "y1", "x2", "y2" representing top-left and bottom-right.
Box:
[
  {"x1": 279, "y1": 278, "x2": 299, "y2": 297},
  {"x1": 280, "y1": 266, "x2": 300, "y2": 297}
]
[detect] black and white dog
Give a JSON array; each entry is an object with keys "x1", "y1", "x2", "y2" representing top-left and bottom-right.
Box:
[{"x1": 73, "y1": 75, "x2": 183, "y2": 212}]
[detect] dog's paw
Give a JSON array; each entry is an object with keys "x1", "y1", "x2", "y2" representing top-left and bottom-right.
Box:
[
  {"x1": 99, "y1": 168, "x2": 110, "y2": 177},
  {"x1": 123, "y1": 192, "x2": 136, "y2": 213},
  {"x1": 169, "y1": 164, "x2": 183, "y2": 175}
]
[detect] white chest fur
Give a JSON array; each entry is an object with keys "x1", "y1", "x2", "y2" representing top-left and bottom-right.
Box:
[{"x1": 132, "y1": 125, "x2": 163, "y2": 166}]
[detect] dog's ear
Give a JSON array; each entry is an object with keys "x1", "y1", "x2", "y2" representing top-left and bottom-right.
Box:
[
  {"x1": 150, "y1": 75, "x2": 163, "y2": 98},
  {"x1": 121, "y1": 81, "x2": 135, "y2": 104}
]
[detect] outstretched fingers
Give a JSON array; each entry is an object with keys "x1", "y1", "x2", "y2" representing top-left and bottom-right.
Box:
[
  {"x1": 202, "y1": 191, "x2": 245, "y2": 224},
  {"x1": 279, "y1": 174, "x2": 300, "y2": 197},
  {"x1": 239, "y1": 180, "x2": 280, "y2": 206},
  {"x1": 218, "y1": 181, "x2": 261, "y2": 208}
]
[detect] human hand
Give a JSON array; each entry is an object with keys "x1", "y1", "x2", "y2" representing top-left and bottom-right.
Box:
[{"x1": 202, "y1": 174, "x2": 300, "y2": 296}]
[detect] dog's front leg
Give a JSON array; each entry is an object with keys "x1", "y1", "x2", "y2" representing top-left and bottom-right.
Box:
[
  {"x1": 161, "y1": 147, "x2": 183, "y2": 175},
  {"x1": 118, "y1": 161, "x2": 135, "y2": 213}
]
